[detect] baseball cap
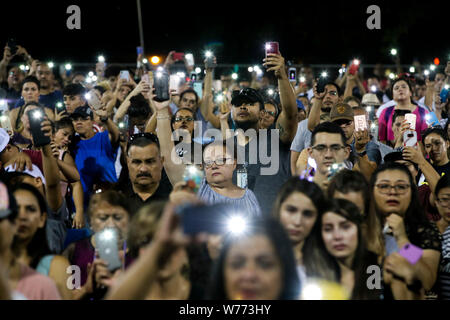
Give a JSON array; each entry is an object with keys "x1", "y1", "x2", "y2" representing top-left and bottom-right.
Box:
[
  {"x1": 0, "y1": 128, "x2": 10, "y2": 154},
  {"x1": 0, "y1": 181, "x2": 18, "y2": 219},
  {"x1": 70, "y1": 105, "x2": 94, "y2": 119},
  {"x1": 330, "y1": 103, "x2": 354, "y2": 122},
  {"x1": 383, "y1": 151, "x2": 419, "y2": 170},
  {"x1": 231, "y1": 88, "x2": 264, "y2": 108}
]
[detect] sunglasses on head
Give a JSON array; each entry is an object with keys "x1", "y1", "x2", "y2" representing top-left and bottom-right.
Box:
[{"x1": 128, "y1": 132, "x2": 159, "y2": 144}]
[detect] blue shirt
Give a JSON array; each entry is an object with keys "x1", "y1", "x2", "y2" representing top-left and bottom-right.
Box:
[
  {"x1": 72, "y1": 131, "x2": 118, "y2": 207},
  {"x1": 13, "y1": 90, "x2": 63, "y2": 111}
]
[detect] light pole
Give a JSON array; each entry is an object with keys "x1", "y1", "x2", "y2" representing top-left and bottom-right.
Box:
[{"x1": 136, "y1": 0, "x2": 145, "y2": 52}]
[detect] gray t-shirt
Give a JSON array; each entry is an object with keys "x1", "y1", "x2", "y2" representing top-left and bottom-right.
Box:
[
  {"x1": 290, "y1": 119, "x2": 311, "y2": 152},
  {"x1": 232, "y1": 130, "x2": 292, "y2": 216},
  {"x1": 197, "y1": 179, "x2": 262, "y2": 217},
  {"x1": 46, "y1": 199, "x2": 69, "y2": 254}
]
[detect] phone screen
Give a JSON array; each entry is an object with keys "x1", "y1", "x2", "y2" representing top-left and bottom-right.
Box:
[
  {"x1": 289, "y1": 68, "x2": 297, "y2": 82},
  {"x1": 94, "y1": 228, "x2": 122, "y2": 272},
  {"x1": 154, "y1": 71, "x2": 170, "y2": 102},
  {"x1": 27, "y1": 108, "x2": 51, "y2": 147},
  {"x1": 120, "y1": 70, "x2": 130, "y2": 81},
  {"x1": 193, "y1": 82, "x2": 203, "y2": 100}
]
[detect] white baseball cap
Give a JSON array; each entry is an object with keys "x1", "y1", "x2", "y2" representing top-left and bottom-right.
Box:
[{"x1": 0, "y1": 128, "x2": 10, "y2": 154}]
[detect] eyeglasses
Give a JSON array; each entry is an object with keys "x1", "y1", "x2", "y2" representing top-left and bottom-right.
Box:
[
  {"x1": 128, "y1": 132, "x2": 159, "y2": 144},
  {"x1": 375, "y1": 183, "x2": 410, "y2": 194},
  {"x1": 174, "y1": 117, "x2": 194, "y2": 122},
  {"x1": 181, "y1": 98, "x2": 196, "y2": 105},
  {"x1": 203, "y1": 157, "x2": 233, "y2": 168},
  {"x1": 311, "y1": 144, "x2": 346, "y2": 154},
  {"x1": 436, "y1": 197, "x2": 450, "y2": 207},
  {"x1": 262, "y1": 110, "x2": 276, "y2": 117},
  {"x1": 326, "y1": 91, "x2": 338, "y2": 96}
]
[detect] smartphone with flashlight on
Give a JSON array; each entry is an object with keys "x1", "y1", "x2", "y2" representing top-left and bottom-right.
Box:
[
  {"x1": 94, "y1": 227, "x2": 122, "y2": 272},
  {"x1": 316, "y1": 74, "x2": 328, "y2": 94},
  {"x1": 86, "y1": 90, "x2": 102, "y2": 111},
  {"x1": 120, "y1": 70, "x2": 130, "y2": 82},
  {"x1": 265, "y1": 42, "x2": 280, "y2": 57},
  {"x1": 153, "y1": 70, "x2": 170, "y2": 102},
  {"x1": 205, "y1": 53, "x2": 216, "y2": 69},
  {"x1": 172, "y1": 52, "x2": 185, "y2": 62},
  {"x1": 288, "y1": 67, "x2": 297, "y2": 83},
  {"x1": 169, "y1": 75, "x2": 181, "y2": 94},
  {"x1": 185, "y1": 53, "x2": 195, "y2": 67},
  {"x1": 348, "y1": 59, "x2": 360, "y2": 75},
  {"x1": 27, "y1": 108, "x2": 51, "y2": 147}
]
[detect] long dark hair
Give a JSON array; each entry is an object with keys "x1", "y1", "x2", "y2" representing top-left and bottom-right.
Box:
[
  {"x1": 206, "y1": 217, "x2": 300, "y2": 300},
  {"x1": 369, "y1": 162, "x2": 429, "y2": 246},
  {"x1": 11, "y1": 183, "x2": 52, "y2": 269}
]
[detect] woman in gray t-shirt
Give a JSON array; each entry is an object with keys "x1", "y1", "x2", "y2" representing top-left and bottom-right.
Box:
[{"x1": 197, "y1": 141, "x2": 261, "y2": 217}]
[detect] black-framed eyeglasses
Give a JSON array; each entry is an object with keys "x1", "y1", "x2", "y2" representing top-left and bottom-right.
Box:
[
  {"x1": 375, "y1": 183, "x2": 410, "y2": 194},
  {"x1": 174, "y1": 117, "x2": 194, "y2": 122},
  {"x1": 128, "y1": 132, "x2": 159, "y2": 144}
]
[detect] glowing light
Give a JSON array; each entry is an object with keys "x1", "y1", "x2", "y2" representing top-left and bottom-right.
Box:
[
  {"x1": 98, "y1": 55, "x2": 105, "y2": 63},
  {"x1": 205, "y1": 51, "x2": 213, "y2": 58},
  {"x1": 65, "y1": 63, "x2": 72, "y2": 71},
  {"x1": 390, "y1": 48, "x2": 397, "y2": 56},
  {"x1": 321, "y1": 71, "x2": 328, "y2": 78},
  {"x1": 195, "y1": 67, "x2": 202, "y2": 74},
  {"x1": 370, "y1": 85, "x2": 377, "y2": 92},
  {"x1": 267, "y1": 89, "x2": 274, "y2": 96},
  {"x1": 85, "y1": 93, "x2": 91, "y2": 100},
  {"x1": 409, "y1": 66, "x2": 415, "y2": 73},
  {"x1": 142, "y1": 58, "x2": 148, "y2": 64},
  {"x1": 19, "y1": 65, "x2": 25, "y2": 71},
  {"x1": 389, "y1": 73, "x2": 396, "y2": 80},
  {"x1": 300, "y1": 76, "x2": 306, "y2": 83},
  {"x1": 100, "y1": 229, "x2": 114, "y2": 241},
  {"x1": 176, "y1": 72, "x2": 186, "y2": 79},
  {"x1": 434, "y1": 58, "x2": 440, "y2": 65},
  {"x1": 150, "y1": 56, "x2": 161, "y2": 65},
  {"x1": 248, "y1": 67, "x2": 254, "y2": 73},
  {"x1": 156, "y1": 72, "x2": 163, "y2": 79},
  {"x1": 48, "y1": 62, "x2": 54, "y2": 68},
  {"x1": 92, "y1": 76, "x2": 98, "y2": 82},
  {"x1": 88, "y1": 71, "x2": 94, "y2": 77},
  {"x1": 353, "y1": 59, "x2": 360, "y2": 65},
  {"x1": 430, "y1": 65, "x2": 436, "y2": 71},
  {"x1": 366, "y1": 106, "x2": 373, "y2": 113},
  {"x1": 226, "y1": 215, "x2": 248, "y2": 236},
  {"x1": 265, "y1": 43, "x2": 271, "y2": 51},
  {"x1": 231, "y1": 73, "x2": 238, "y2": 80},
  {"x1": 118, "y1": 122, "x2": 125, "y2": 129},
  {"x1": 302, "y1": 283, "x2": 323, "y2": 300},
  {"x1": 56, "y1": 102, "x2": 63, "y2": 108},
  {"x1": 33, "y1": 110, "x2": 43, "y2": 120},
  {"x1": 424, "y1": 70, "x2": 430, "y2": 76}
]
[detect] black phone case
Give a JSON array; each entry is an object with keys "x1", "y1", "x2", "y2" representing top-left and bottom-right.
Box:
[
  {"x1": 154, "y1": 73, "x2": 170, "y2": 102},
  {"x1": 317, "y1": 77, "x2": 327, "y2": 93},
  {"x1": 27, "y1": 109, "x2": 51, "y2": 147},
  {"x1": 205, "y1": 57, "x2": 216, "y2": 69}
]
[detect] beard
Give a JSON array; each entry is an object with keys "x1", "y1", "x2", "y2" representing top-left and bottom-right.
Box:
[{"x1": 234, "y1": 119, "x2": 259, "y2": 131}]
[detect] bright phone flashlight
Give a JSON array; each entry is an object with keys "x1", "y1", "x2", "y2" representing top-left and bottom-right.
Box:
[
  {"x1": 98, "y1": 55, "x2": 105, "y2": 63},
  {"x1": 33, "y1": 110, "x2": 43, "y2": 120},
  {"x1": 48, "y1": 62, "x2": 54, "y2": 68},
  {"x1": 353, "y1": 59, "x2": 360, "y2": 65},
  {"x1": 321, "y1": 71, "x2": 328, "y2": 78},
  {"x1": 424, "y1": 70, "x2": 430, "y2": 76},
  {"x1": 231, "y1": 73, "x2": 238, "y2": 80},
  {"x1": 100, "y1": 229, "x2": 114, "y2": 241},
  {"x1": 65, "y1": 63, "x2": 72, "y2": 71},
  {"x1": 409, "y1": 66, "x2": 415, "y2": 73},
  {"x1": 390, "y1": 48, "x2": 397, "y2": 56},
  {"x1": 205, "y1": 51, "x2": 213, "y2": 58},
  {"x1": 267, "y1": 89, "x2": 274, "y2": 96},
  {"x1": 226, "y1": 215, "x2": 247, "y2": 236},
  {"x1": 370, "y1": 85, "x2": 377, "y2": 92}
]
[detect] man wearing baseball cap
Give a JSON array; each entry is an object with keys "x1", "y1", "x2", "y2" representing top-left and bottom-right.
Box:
[
  {"x1": 69, "y1": 105, "x2": 120, "y2": 212},
  {"x1": 330, "y1": 103, "x2": 381, "y2": 180}
]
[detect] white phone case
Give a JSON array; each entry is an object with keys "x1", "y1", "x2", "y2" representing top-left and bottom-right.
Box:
[{"x1": 405, "y1": 113, "x2": 416, "y2": 131}]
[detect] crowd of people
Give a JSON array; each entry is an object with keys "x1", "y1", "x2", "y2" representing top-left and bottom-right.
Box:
[{"x1": 0, "y1": 41, "x2": 450, "y2": 300}]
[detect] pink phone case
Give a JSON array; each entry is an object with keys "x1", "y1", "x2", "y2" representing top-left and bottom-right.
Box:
[{"x1": 399, "y1": 243, "x2": 423, "y2": 265}]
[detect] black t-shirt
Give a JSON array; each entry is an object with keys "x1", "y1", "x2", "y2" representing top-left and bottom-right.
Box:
[
  {"x1": 433, "y1": 162, "x2": 450, "y2": 179},
  {"x1": 232, "y1": 130, "x2": 291, "y2": 216},
  {"x1": 115, "y1": 169, "x2": 172, "y2": 215},
  {"x1": 0, "y1": 81, "x2": 21, "y2": 109}
]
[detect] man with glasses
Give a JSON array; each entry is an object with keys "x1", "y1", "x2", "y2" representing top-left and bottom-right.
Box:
[
  {"x1": 330, "y1": 103, "x2": 381, "y2": 168},
  {"x1": 290, "y1": 82, "x2": 341, "y2": 175},
  {"x1": 307, "y1": 122, "x2": 351, "y2": 190},
  {"x1": 69, "y1": 105, "x2": 120, "y2": 210},
  {"x1": 117, "y1": 132, "x2": 172, "y2": 214}
]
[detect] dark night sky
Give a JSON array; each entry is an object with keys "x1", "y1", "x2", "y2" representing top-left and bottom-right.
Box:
[{"x1": 2, "y1": 0, "x2": 449, "y2": 69}]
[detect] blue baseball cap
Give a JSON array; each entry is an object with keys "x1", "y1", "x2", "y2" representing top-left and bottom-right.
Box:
[{"x1": 296, "y1": 99, "x2": 305, "y2": 111}]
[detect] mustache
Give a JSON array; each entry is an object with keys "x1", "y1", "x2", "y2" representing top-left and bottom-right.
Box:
[{"x1": 137, "y1": 173, "x2": 152, "y2": 178}]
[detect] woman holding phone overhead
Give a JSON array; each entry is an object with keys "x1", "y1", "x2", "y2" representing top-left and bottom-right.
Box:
[{"x1": 378, "y1": 78, "x2": 429, "y2": 146}]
